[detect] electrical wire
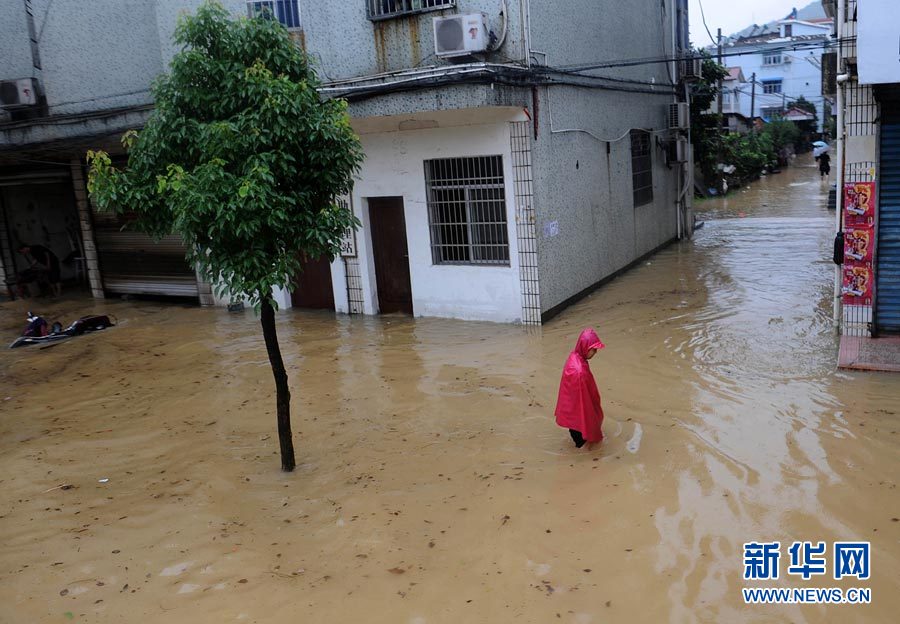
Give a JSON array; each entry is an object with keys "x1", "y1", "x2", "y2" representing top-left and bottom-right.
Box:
[
  {"x1": 36, "y1": 0, "x2": 55, "y2": 43},
  {"x1": 697, "y1": 0, "x2": 718, "y2": 47},
  {"x1": 559, "y1": 36, "x2": 841, "y2": 72}
]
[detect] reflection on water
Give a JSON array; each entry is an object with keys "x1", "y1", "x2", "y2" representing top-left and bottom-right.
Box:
[{"x1": 1, "y1": 157, "x2": 898, "y2": 623}]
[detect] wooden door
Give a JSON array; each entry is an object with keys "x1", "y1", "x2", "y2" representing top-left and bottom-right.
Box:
[
  {"x1": 368, "y1": 197, "x2": 413, "y2": 314},
  {"x1": 291, "y1": 254, "x2": 335, "y2": 310}
]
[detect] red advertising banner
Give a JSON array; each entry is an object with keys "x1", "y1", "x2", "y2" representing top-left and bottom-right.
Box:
[
  {"x1": 843, "y1": 182, "x2": 876, "y2": 226},
  {"x1": 844, "y1": 223, "x2": 875, "y2": 264},
  {"x1": 842, "y1": 265, "x2": 874, "y2": 305}
]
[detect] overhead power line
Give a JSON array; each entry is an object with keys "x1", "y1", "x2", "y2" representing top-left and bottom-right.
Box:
[{"x1": 697, "y1": 0, "x2": 718, "y2": 47}]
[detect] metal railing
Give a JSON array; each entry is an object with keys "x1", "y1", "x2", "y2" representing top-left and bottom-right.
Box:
[
  {"x1": 247, "y1": 1, "x2": 301, "y2": 29},
  {"x1": 366, "y1": 0, "x2": 456, "y2": 21},
  {"x1": 425, "y1": 155, "x2": 510, "y2": 266}
]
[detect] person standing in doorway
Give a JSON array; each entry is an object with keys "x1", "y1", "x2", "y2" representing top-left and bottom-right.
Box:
[
  {"x1": 554, "y1": 328, "x2": 606, "y2": 448},
  {"x1": 819, "y1": 152, "x2": 831, "y2": 179},
  {"x1": 16, "y1": 243, "x2": 61, "y2": 297}
]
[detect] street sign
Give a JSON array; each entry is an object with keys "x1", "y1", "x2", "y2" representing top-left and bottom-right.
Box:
[{"x1": 337, "y1": 195, "x2": 357, "y2": 257}]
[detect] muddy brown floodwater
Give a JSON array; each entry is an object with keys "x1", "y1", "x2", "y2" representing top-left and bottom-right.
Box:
[{"x1": 2, "y1": 156, "x2": 899, "y2": 623}]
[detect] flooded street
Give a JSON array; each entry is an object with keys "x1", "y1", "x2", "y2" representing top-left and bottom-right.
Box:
[{"x1": 2, "y1": 156, "x2": 899, "y2": 623}]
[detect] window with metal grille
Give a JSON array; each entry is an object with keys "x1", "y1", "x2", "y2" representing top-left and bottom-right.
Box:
[
  {"x1": 763, "y1": 53, "x2": 782, "y2": 65},
  {"x1": 630, "y1": 130, "x2": 653, "y2": 208},
  {"x1": 425, "y1": 156, "x2": 510, "y2": 266},
  {"x1": 247, "y1": 0, "x2": 301, "y2": 29},
  {"x1": 762, "y1": 79, "x2": 782, "y2": 94},
  {"x1": 367, "y1": 0, "x2": 456, "y2": 21},
  {"x1": 761, "y1": 106, "x2": 784, "y2": 118}
]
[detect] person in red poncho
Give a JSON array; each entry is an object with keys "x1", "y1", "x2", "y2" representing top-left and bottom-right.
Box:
[{"x1": 554, "y1": 328, "x2": 605, "y2": 448}]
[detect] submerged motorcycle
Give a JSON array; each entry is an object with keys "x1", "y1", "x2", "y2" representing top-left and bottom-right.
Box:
[{"x1": 9, "y1": 311, "x2": 114, "y2": 349}]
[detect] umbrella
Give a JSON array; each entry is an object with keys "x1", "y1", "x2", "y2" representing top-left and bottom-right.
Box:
[{"x1": 813, "y1": 142, "x2": 831, "y2": 158}]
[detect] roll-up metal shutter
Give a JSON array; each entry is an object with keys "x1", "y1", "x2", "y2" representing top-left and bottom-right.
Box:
[
  {"x1": 93, "y1": 209, "x2": 198, "y2": 298},
  {"x1": 875, "y1": 108, "x2": 900, "y2": 334}
]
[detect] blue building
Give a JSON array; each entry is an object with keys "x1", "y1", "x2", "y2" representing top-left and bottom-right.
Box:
[{"x1": 713, "y1": 4, "x2": 833, "y2": 131}]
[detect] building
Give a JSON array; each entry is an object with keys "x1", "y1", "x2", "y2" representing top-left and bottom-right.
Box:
[
  {"x1": 704, "y1": 67, "x2": 747, "y2": 116},
  {"x1": 0, "y1": 0, "x2": 209, "y2": 303},
  {"x1": 1, "y1": 0, "x2": 693, "y2": 324},
  {"x1": 721, "y1": 67, "x2": 748, "y2": 116},
  {"x1": 703, "y1": 67, "x2": 755, "y2": 134},
  {"x1": 716, "y1": 3, "x2": 833, "y2": 129},
  {"x1": 823, "y1": 0, "x2": 900, "y2": 358}
]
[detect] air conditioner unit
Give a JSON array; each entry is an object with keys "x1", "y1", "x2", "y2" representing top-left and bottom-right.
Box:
[
  {"x1": 0, "y1": 77, "x2": 38, "y2": 108},
  {"x1": 666, "y1": 137, "x2": 690, "y2": 165},
  {"x1": 433, "y1": 13, "x2": 489, "y2": 58},
  {"x1": 676, "y1": 137, "x2": 689, "y2": 163},
  {"x1": 679, "y1": 57, "x2": 703, "y2": 82},
  {"x1": 668, "y1": 102, "x2": 690, "y2": 130}
]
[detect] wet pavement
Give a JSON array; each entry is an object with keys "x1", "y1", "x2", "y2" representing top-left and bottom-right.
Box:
[{"x1": 1, "y1": 156, "x2": 899, "y2": 623}]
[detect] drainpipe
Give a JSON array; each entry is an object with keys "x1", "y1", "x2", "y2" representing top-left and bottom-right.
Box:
[
  {"x1": 833, "y1": 0, "x2": 846, "y2": 330},
  {"x1": 670, "y1": 0, "x2": 681, "y2": 240},
  {"x1": 519, "y1": 0, "x2": 531, "y2": 68}
]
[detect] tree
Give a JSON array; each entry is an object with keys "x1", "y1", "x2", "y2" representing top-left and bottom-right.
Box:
[
  {"x1": 761, "y1": 119, "x2": 801, "y2": 159},
  {"x1": 87, "y1": 1, "x2": 363, "y2": 472},
  {"x1": 787, "y1": 95, "x2": 818, "y2": 146},
  {"x1": 689, "y1": 52, "x2": 729, "y2": 187},
  {"x1": 791, "y1": 95, "x2": 817, "y2": 117}
]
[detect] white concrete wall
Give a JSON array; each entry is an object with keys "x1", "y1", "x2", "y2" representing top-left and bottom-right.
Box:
[
  {"x1": 787, "y1": 22, "x2": 829, "y2": 37},
  {"x1": 0, "y1": 2, "x2": 33, "y2": 82},
  {"x1": 333, "y1": 117, "x2": 523, "y2": 323}
]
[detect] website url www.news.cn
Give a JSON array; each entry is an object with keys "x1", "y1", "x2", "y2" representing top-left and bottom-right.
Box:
[{"x1": 743, "y1": 587, "x2": 872, "y2": 605}]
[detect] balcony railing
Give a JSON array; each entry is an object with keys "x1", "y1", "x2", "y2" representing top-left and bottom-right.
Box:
[{"x1": 366, "y1": 0, "x2": 456, "y2": 22}]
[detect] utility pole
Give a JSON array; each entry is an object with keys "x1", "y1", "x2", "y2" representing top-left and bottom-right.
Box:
[
  {"x1": 716, "y1": 28, "x2": 724, "y2": 194},
  {"x1": 750, "y1": 71, "x2": 756, "y2": 126}
]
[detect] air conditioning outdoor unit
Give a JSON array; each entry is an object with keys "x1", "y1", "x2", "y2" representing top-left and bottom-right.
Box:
[
  {"x1": 666, "y1": 137, "x2": 690, "y2": 165},
  {"x1": 676, "y1": 137, "x2": 689, "y2": 163},
  {"x1": 433, "y1": 13, "x2": 489, "y2": 58},
  {"x1": 679, "y1": 57, "x2": 703, "y2": 82},
  {"x1": 0, "y1": 77, "x2": 38, "y2": 108},
  {"x1": 668, "y1": 102, "x2": 690, "y2": 130}
]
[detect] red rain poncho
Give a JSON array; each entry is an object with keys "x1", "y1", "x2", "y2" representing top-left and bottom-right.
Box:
[{"x1": 554, "y1": 328, "x2": 605, "y2": 442}]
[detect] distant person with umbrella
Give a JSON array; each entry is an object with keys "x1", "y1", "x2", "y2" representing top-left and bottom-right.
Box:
[
  {"x1": 818, "y1": 152, "x2": 831, "y2": 179},
  {"x1": 813, "y1": 141, "x2": 831, "y2": 179}
]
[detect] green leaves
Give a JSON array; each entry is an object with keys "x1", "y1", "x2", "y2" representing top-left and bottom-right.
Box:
[{"x1": 86, "y1": 0, "x2": 363, "y2": 309}]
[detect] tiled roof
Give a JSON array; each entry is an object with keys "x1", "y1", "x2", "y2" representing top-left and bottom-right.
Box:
[
  {"x1": 725, "y1": 67, "x2": 744, "y2": 81},
  {"x1": 728, "y1": 1, "x2": 829, "y2": 41}
]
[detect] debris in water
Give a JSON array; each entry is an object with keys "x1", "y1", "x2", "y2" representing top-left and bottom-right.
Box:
[
  {"x1": 98, "y1": 478, "x2": 109, "y2": 484},
  {"x1": 387, "y1": 568, "x2": 405, "y2": 575},
  {"x1": 43, "y1": 484, "x2": 74, "y2": 493}
]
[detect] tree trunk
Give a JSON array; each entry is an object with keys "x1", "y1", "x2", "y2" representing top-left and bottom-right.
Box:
[{"x1": 260, "y1": 297, "x2": 296, "y2": 472}]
